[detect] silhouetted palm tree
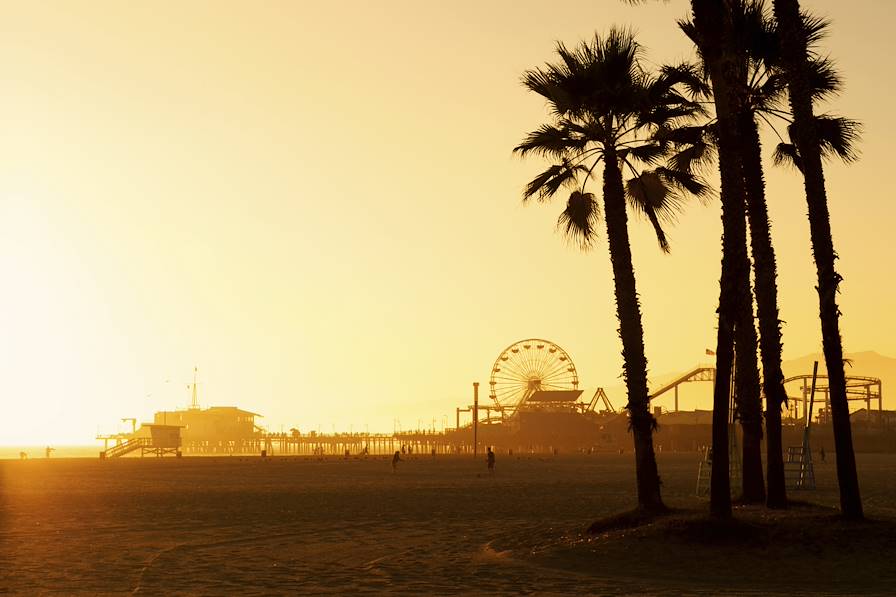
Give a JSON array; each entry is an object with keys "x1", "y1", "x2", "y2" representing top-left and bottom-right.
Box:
[
  {"x1": 674, "y1": 2, "x2": 858, "y2": 508},
  {"x1": 630, "y1": 0, "x2": 766, "y2": 515},
  {"x1": 514, "y1": 28, "x2": 708, "y2": 513},
  {"x1": 683, "y1": 0, "x2": 754, "y2": 520},
  {"x1": 752, "y1": 7, "x2": 859, "y2": 508},
  {"x1": 676, "y1": 1, "x2": 779, "y2": 506},
  {"x1": 730, "y1": 3, "x2": 781, "y2": 506},
  {"x1": 772, "y1": 0, "x2": 863, "y2": 519}
]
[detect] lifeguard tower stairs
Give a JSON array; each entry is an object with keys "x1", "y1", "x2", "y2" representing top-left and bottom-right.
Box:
[
  {"x1": 696, "y1": 430, "x2": 741, "y2": 497},
  {"x1": 695, "y1": 358, "x2": 740, "y2": 497},
  {"x1": 99, "y1": 424, "x2": 183, "y2": 458},
  {"x1": 784, "y1": 444, "x2": 815, "y2": 490},
  {"x1": 784, "y1": 361, "x2": 821, "y2": 490}
]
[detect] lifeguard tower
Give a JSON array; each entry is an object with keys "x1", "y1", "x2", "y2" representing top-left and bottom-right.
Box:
[{"x1": 100, "y1": 423, "x2": 183, "y2": 458}]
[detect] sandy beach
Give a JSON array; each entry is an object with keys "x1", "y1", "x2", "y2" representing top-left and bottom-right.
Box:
[{"x1": 2, "y1": 453, "x2": 895, "y2": 595}]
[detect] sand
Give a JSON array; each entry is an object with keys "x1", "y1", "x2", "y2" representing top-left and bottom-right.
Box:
[{"x1": 2, "y1": 453, "x2": 895, "y2": 595}]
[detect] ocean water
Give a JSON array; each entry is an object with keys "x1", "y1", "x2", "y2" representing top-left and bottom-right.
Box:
[{"x1": 0, "y1": 445, "x2": 102, "y2": 460}]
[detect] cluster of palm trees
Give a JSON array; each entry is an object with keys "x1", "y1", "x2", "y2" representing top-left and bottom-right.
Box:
[{"x1": 515, "y1": 0, "x2": 863, "y2": 520}]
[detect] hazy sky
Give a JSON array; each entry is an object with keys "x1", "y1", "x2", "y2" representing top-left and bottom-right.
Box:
[{"x1": 2, "y1": 0, "x2": 894, "y2": 444}]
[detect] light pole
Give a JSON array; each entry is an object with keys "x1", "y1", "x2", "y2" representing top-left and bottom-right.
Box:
[{"x1": 473, "y1": 382, "x2": 479, "y2": 457}]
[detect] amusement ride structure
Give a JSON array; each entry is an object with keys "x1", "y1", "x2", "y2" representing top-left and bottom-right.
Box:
[
  {"x1": 489, "y1": 339, "x2": 581, "y2": 416},
  {"x1": 95, "y1": 344, "x2": 889, "y2": 459},
  {"x1": 783, "y1": 374, "x2": 883, "y2": 422},
  {"x1": 455, "y1": 338, "x2": 614, "y2": 433}
]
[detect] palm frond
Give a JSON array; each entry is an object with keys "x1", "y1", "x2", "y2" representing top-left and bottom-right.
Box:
[
  {"x1": 654, "y1": 124, "x2": 717, "y2": 174},
  {"x1": 655, "y1": 166, "x2": 712, "y2": 201},
  {"x1": 661, "y1": 62, "x2": 711, "y2": 100},
  {"x1": 623, "y1": 142, "x2": 668, "y2": 166},
  {"x1": 740, "y1": 0, "x2": 777, "y2": 66},
  {"x1": 807, "y1": 56, "x2": 842, "y2": 101},
  {"x1": 668, "y1": 143, "x2": 708, "y2": 173},
  {"x1": 815, "y1": 114, "x2": 862, "y2": 163},
  {"x1": 521, "y1": 69, "x2": 573, "y2": 117},
  {"x1": 677, "y1": 17, "x2": 701, "y2": 50},
  {"x1": 523, "y1": 160, "x2": 587, "y2": 203},
  {"x1": 654, "y1": 124, "x2": 708, "y2": 145},
  {"x1": 772, "y1": 142, "x2": 802, "y2": 171},
  {"x1": 557, "y1": 191, "x2": 600, "y2": 249},
  {"x1": 624, "y1": 170, "x2": 687, "y2": 252},
  {"x1": 513, "y1": 123, "x2": 588, "y2": 159},
  {"x1": 641, "y1": 99, "x2": 709, "y2": 126},
  {"x1": 774, "y1": 114, "x2": 862, "y2": 170},
  {"x1": 801, "y1": 11, "x2": 832, "y2": 54},
  {"x1": 751, "y1": 71, "x2": 787, "y2": 112}
]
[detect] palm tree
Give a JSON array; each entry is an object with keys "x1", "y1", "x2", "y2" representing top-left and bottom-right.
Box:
[
  {"x1": 684, "y1": 0, "x2": 755, "y2": 519},
  {"x1": 676, "y1": 0, "x2": 780, "y2": 506},
  {"x1": 772, "y1": 0, "x2": 863, "y2": 518},
  {"x1": 675, "y1": 2, "x2": 858, "y2": 508},
  {"x1": 742, "y1": 6, "x2": 858, "y2": 509},
  {"x1": 632, "y1": 0, "x2": 770, "y2": 513},
  {"x1": 514, "y1": 28, "x2": 708, "y2": 513}
]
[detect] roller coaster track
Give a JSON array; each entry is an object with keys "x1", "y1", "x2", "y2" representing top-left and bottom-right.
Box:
[{"x1": 649, "y1": 367, "x2": 716, "y2": 403}]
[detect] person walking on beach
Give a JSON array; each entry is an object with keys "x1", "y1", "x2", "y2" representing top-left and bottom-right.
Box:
[
  {"x1": 486, "y1": 447, "x2": 495, "y2": 474},
  {"x1": 392, "y1": 450, "x2": 403, "y2": 473}
]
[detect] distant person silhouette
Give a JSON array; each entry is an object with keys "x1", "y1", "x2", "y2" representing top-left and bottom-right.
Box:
[
  {"x1": 392, "y1": 450, "x2": 402, "y2": 472},
  {"x1": 820, "y1": 446, "x2": 826, "y2": 462},
  {"x1": 45, "y1": 447, "x2": 54, "y2": 458},
  {"x1": 486, "y1": 447, "x2": 495, "y2": 473}
]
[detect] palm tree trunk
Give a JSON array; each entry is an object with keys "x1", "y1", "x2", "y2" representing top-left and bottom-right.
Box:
[
  {"x1": 738, "y1": 110, "x2": 788, "y2": 508},
  {"x1": 735, "y1": 274, "x2": 765, "y2": 504},
  {"x1": 691, "y1": 0, "x2": 752, "y2": 519},
  {"x1": 773, "y1": 0, "x2": 862, "y2": 519},
  {"x1": 602, "y1": 147, "x2": 665, "y2": 513}
]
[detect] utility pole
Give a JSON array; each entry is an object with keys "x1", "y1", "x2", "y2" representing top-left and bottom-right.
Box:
[
  {"x1": 189, "y1": 366, "x2": 200, "y2": 410},
  {"x1": 473, "y1": 382, "x2": 479, "y2": 457}
]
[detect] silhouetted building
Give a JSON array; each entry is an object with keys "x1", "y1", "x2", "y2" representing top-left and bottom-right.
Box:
[
  {"x1": 153, "y1": 406, "x2": 261, "y2": 452},
  {"x1": 850, "y1": 408, "x2": 896, "y2": 427}
]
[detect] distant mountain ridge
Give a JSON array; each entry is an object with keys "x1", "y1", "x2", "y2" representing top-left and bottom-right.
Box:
[{"x1": 782, "y1": 350, "x2": 895, "y2": 382}]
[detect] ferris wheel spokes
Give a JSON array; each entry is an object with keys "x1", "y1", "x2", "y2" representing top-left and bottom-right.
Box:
[{"x1": 488, "y1": 338, "x2": 579, "y2": 417}]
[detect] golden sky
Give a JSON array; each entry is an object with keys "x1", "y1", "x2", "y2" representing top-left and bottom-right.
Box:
[{"x1": 2, "y1": 0, "x2": 894, "y2": 444}]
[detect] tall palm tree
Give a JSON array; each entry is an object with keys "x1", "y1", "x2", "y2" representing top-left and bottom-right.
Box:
[
  {"x1": 514, "y1": 28, "x2": 708, "y2": 513},
  {"x1": 772, "y1": 0, "x2": 863, "y2": 518},
  {"x1": 743, "y1": 6, "x2": 859, "y2": 509},
  {"x1": 676, "y1": 0, "x2": 780, "y2": 506},
  {"x1": 633, "y1": 0, "x2": 770, "y2": 513},
  {"x1": 675, "y1": 2, "x2": 857, "y2": 508},
  {"x1": 687, "y1": 0, "x2": 754, "y2": 519}
]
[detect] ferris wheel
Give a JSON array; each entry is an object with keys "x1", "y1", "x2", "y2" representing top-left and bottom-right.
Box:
[{"x1": 488, "y1": 339, "x2": 579, "y2": 416}]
